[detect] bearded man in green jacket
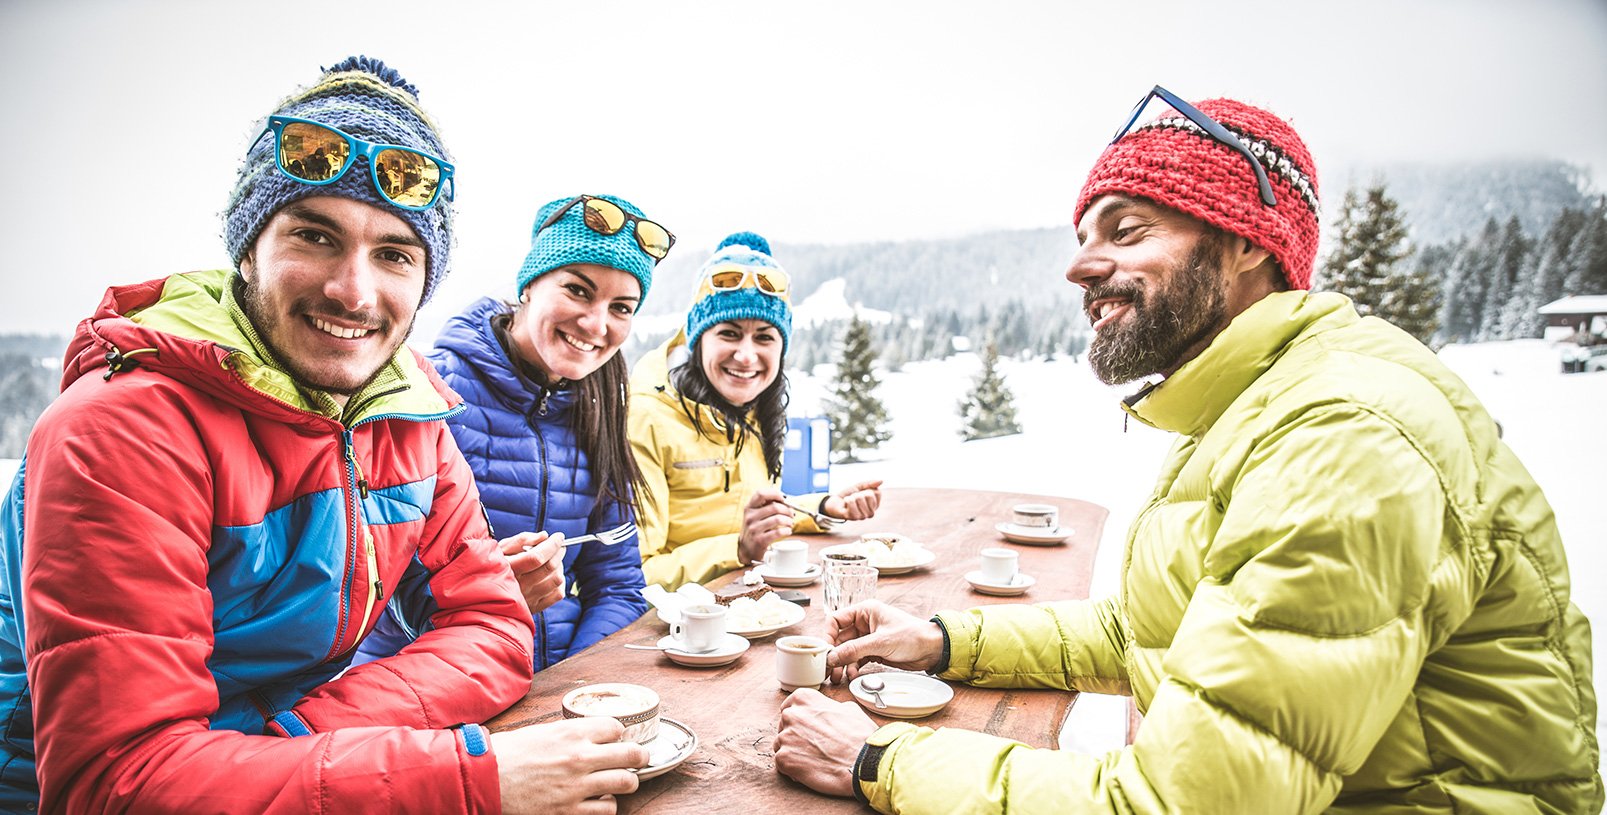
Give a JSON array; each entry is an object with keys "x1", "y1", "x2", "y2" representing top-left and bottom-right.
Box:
[{"x1": 773, "y1": 87, "x2": 1601, "y2": 814}]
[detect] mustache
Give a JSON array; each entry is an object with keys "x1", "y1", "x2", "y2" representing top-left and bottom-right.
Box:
[
  {"x1": 1082, "y1": 281, "x2": 1145, "y2": 320},
  {"x1": 301, "y1": 301, "x2": 386, "y2": 330}
]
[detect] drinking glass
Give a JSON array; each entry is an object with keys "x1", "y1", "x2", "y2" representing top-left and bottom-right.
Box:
[{"x1": 823, "y1": 563, "x2": 877, "y2": 612}]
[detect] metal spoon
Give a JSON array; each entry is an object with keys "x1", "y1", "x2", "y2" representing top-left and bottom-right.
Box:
[{"x1": 861, "y1": 675, "x2": 888, "y2": 710}]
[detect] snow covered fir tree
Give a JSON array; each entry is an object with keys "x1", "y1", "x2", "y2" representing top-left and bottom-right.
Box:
[
  {"x1": 957, "y1": 341, "x2": 1022, "y2": 441},
  {"x1": 823, "y1": 314, "x2": 892, "y2": 462},
  {"x1": 1315, "y1": 182, "x2": 1439, "y2": 345}
]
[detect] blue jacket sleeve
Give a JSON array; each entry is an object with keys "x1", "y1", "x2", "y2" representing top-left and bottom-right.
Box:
[{"x1": 564, "y1": 498, "x2": 648, "y2": 656}]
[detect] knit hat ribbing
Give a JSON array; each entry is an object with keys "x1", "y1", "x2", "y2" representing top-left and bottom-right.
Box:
[
  {"x1": 224, "y1": 56, "x2": 454, "y2": 303},
  {"x1": 685, "y1": 232, "x2": 793, "y2": 353},
  {"x1": 516, "y1": 194, "x2": 658, "y2": 302},
  {"x1": 1074, "y1": 97, "x2": 1321, "y2": 289}
]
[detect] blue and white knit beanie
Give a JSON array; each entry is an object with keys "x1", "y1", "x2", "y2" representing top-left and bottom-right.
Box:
[
  {"x1": 224, "y1": 56, "x2": 454, "y2": 303},
  {"x1": 685, "y1": 232, "x2": 793, "y2": 353},
  {"x1": 516, "y1": 194, "x2": 657, "y2": 303}
]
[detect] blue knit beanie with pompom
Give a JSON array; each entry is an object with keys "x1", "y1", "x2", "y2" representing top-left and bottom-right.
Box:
[
  {"x1": 684, "y1": 231, "x2": 793, "y2": 353},
  {"x1": 224, "y1": 56, "x2": 454, "y2": 303}
]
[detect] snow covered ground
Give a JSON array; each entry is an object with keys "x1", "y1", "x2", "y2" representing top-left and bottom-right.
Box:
[{"x1": 1, "y1": 339, "x2": 1601, "y2": 763}]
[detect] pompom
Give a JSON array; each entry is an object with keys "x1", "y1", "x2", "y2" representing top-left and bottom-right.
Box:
[
  {"x1": 716, "y1": 231, "x2": 770, "y2": 255},
  {"x1": 322, "y1": 55, "x2": 419, "y2": 97}
]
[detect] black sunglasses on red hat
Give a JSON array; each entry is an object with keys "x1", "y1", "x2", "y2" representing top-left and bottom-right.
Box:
[{"x1": 1112, "y1": 85, "x2": 1278, "y2": 208}]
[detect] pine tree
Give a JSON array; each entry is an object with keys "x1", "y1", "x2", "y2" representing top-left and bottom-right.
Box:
[
  {"x1": 1380, "y1": 246, "x2": 1445, "y2": 346},
  {"x1": 956, "y1": 341, "x2": 1023, "y2": 441},
  {"x1": 1440, "y1": 219, "x2": 1501, "y2": 343},
  {"x1": 1316, "y1": 182, "x2": 1424, "y2": 332},
  {"x1": 1482, "y1": 217, "x2": 1531, "y2": 340},
  {"x1": 823, "y1": 314, "x2": 892, "y2": 463}
]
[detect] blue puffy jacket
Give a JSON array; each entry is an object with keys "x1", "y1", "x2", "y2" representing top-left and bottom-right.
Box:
[{"x1": 358, "y1": 297, "x2": 647, "y2": 670}]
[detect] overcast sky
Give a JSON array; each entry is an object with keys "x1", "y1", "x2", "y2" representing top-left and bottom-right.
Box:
[{"x1": 2, "y1": 0, "x2": 1605, "y2": 339}]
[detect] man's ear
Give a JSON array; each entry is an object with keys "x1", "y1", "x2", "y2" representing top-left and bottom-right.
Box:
[
  {"x1": 239, "y1": 249, "x2": 255, "y2": 283},
  {"x1": 1227, "y1": 236, "x2": 1272, "y2": 277}
]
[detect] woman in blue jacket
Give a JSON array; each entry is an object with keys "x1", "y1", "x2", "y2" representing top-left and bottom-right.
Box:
[{"x1": 360, "y1": 193, "x2": 673, "y2": 669}]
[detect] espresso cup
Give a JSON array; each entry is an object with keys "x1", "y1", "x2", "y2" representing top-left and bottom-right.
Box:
[
  {"x1": 1011, "y1": 503, "x2": 1058, "y2": 529},
  {"x1": 670, "y1": 603, "x2": 727, "y2": 653},
  {"x1": 775, "y1": 635, "x2": 831, "y2": 691},
  {"x1": 561, "y1": 683, "x2": 661, "y2": 744},
  {"x1": 979, "y1": 547, "x2": 1020, "y2": 584},
  {"x1": 768, "y1": 539, "x2": 810, "y2": 576}
]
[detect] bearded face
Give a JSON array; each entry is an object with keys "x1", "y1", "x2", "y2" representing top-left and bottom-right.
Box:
[{"x1": 1084, "y1": 231, "x2": 1228, "y2": 386}]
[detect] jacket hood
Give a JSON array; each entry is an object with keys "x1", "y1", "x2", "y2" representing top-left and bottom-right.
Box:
[
  {"x1": 630, "y1": 330, "x2": 733, "y2": 429},
  {"x1": 63, "y1": 269, "x2": 456, "y2": 426}
]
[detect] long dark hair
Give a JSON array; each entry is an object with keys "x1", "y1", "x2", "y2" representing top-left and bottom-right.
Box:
[
  {"x1": 670, "y1": 334, "x2": 789, "y2": 482},
  {"x1": 492, "y1": 310, "x2": 645, "y2": 508}
]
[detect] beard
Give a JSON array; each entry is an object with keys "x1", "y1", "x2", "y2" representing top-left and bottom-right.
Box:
[
  {"x1": 1085, "y1": 233, "x2": 1229, "y2": 386},
  {"x1": 236, "y1": 276, "x2": 413, "y2": 397}
]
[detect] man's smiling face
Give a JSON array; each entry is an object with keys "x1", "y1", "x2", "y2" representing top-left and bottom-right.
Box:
[
  {"x1": 1067, "y1": 195, "x2": 1231, "y2": 386},
  {"x1": 238, "y1": 196, "x2": 426, "y2": 398}
]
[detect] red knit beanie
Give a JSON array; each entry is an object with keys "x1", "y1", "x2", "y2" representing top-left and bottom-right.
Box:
[{"x1": 1074, "y1": 97, "x2": 1321, "y2": 290}]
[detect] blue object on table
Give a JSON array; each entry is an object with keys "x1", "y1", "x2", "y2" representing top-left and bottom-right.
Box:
[{"x1": 782, "y1": 416, "x2": 832, "y2": 495}]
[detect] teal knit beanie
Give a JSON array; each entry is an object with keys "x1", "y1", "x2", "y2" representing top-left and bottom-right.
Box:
[
  {"x1": 516, "y1": 194, "x2": 658, "y2": 302},
  {"x1": 685, "y1": 231, "x2": 793, "y2": 353}
]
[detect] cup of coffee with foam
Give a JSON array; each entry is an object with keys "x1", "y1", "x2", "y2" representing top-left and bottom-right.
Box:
[
  {"x1": 1011, "y1": 504, "x2": 1058, "y2": 530},
  {"x1": 561, "y1": 683, "x2": 661, "y2": 743}
]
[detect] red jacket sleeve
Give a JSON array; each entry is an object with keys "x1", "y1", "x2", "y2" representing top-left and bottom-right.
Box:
[{"x1": 22, "y1": 377, "x2": 520, "y2": 814}]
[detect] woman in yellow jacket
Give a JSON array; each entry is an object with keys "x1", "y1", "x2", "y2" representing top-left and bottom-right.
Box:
[{"x1": 629, "y1": 232, "x2": 882, "y2": 590}]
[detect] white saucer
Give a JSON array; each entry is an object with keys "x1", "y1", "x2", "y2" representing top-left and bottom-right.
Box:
[
  {"x1": 755, "y1": 562, "x2": 822, "y2": 587},
  {"x1": 965, "y1": 569, "x2": 1036, "y2": 596},
  {"x1": 657, "y1": 633, "x2": 750, "y2": 667},
  {"x1": 995, "y1": 522, "x2": 1074, "y2": 546},
  {"x1": 849, "y1": 672, "x2": 955, "y2": 719},
  {"x1": 638, "y1": 717, "x2": 698, "y2": 780}
]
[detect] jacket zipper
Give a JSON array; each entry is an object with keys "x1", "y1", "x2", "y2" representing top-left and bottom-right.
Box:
[
  {"x1": 331, "y1": 430, "x2": 382, "y2": 659},
  {"x1": 527, "y1": 403, "x2": 552, "y2": 669}
]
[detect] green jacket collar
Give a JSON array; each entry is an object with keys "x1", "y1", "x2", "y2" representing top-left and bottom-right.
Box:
[
  {"x1": 1123, "y1": 291, "x2": 1356, "y2": 436},
  {"x1": 127, "y1": 269, "x2": 450, "y2": 425}
]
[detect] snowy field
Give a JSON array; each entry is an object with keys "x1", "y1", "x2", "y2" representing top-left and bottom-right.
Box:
[{"x1": 1, "y1": 339, "x2": 1601, "y2": 763}]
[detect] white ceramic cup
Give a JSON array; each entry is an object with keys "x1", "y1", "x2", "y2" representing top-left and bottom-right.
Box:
[
  {"x1": 979, "y1": 547, "x2": 1020, "y2": 584},
  {"x1": 775, "y1": 635, "x2": 831, "y2": 691},
  {"x1": 670, "y1": 603, "x2": 727, "y2": 653},
  {"x1": 768, "y1": 539, "x2": 810, "y2": 576},
  {"x1": 561, "y1": 683, "x2": 661, "y2": 744},
  {"x1": 1011, "y1": 503, "x2": 1059, "y2": 529}
]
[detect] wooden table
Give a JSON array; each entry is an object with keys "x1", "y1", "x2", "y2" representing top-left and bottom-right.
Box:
[{"x1": 487, "y1": 487, "x2": 1108, "y2": 813}]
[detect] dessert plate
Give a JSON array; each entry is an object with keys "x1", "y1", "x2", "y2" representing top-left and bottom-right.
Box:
[
  {"x1": 637, "y1": 717, "x2": 698, "y2": 780},
  {"x1": 849, "y1": 672, "x2": 954, "y2": 719},
  {"x1": 994, "y1": 522, "x2": 1074, "y2": 546},
  {"x1": 964, "y1": 570, "x2": 1036, "y2": 597},
  {"x1": 754, "y1": 562, "x2": 822, "y2": 587},
  {"x1": 724, "y1": 600, "x2": 806, "y2": 639},
  {"x1": 819, "y1": 543, "x2": 936, "y2": 576},
  {"x1": 657, "y1": 633, "x2": 750, "y2": 667}
]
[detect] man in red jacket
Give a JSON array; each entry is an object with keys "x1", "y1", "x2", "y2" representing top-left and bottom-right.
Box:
[{"x1": 0, "y1": 57, "x2": 646, "y2": 813}]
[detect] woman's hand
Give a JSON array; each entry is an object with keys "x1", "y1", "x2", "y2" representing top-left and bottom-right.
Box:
[
  {"x1": 501, "y1": 531, "x2": 566, "y2": 614},
  {"x1": 738, "y1": 488, "x2": 795, "y2": 565},
  {"x1": 822, "y1": 479, "x2": 884, "y2": 521}
]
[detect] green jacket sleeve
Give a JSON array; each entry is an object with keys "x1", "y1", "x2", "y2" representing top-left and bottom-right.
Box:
[
  {"x1": 865, "y1": 407, "x2": 1443, "y2": 814},
  {"x1": 934, "y1": 596, "x2": 1131, "y2": 695}
]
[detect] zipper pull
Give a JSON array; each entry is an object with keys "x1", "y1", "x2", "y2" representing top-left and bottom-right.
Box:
[
  {"x1": 536, "y1": 390, "x2": 550, "y2": 416},
  {"x1": 344, "y1": 433, "x2": 369, "y2": 498},
  {"x1": 724, "y1": 466, "x2": 730, "y2": 493}
]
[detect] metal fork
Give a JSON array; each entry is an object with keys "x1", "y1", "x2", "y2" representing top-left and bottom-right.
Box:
[
  {"x1": 782, "y1": 499, "x2": 839, "y2": 530},
  {"x1": 557, "y1": 521, "x2": 638, "y2": 548}
]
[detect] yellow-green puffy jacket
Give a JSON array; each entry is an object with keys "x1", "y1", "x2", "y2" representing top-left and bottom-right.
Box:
[
  {"x1": 860, "y1": 291, "x2": 1600, "y2": 814},
  {"x1": 628, "y1": 333, "x2": 827, "y2": 590}
]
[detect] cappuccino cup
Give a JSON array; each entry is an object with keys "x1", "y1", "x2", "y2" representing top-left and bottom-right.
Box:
[
  {"x1": 561, "y1": 682, "x2": 661, "y2": 744},
  {"x1": 1011, "y1": 504, "x2": 1058, "y2": 529}
]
